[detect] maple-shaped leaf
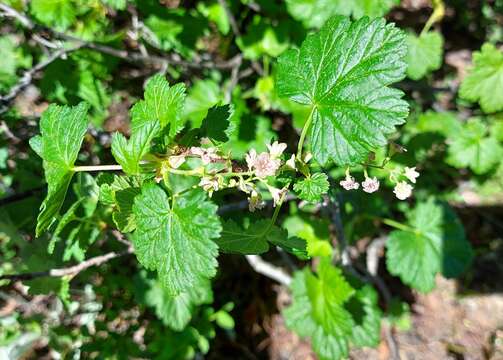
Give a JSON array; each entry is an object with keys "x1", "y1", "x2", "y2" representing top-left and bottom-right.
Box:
[
  {"x1": 447, "y1": 118, "x2": 503, "y2": 175},
  {"x1": 29, "y1": 102, "x2": 90, "y2": 236},
  {"x1": 406, "y1": 31, "x2": 443, "y2": 80},
  {"x1": 111, "y1": 121, "x2": 160, "y2": 175},
  {"x1": 293, "y1": 173, "x2": 330, "y2": 203},
  {"x1": 386, "y1": 199, "x2": 473, "y2": 292},
  {"x1": 130, "y1": 74, "x2": 186, "y2": 137},
  {"x1": 138, "y1": 272, "x2": 213, "y2": 331},
  {"x1": 284, "y1": 260, "x2": 355, "y2": 360},
  {"x1": 276, "y1": 16, "x2": 408, "y2": 166},
  {"x1": 285, "y1": 0, "x2": 399, "y2": 28},
  {"x1": 133, "y1": 184, "x2": 221, "y2": 296},
  {"x1": 217, "y1": 220, "x2": 307, "y2": 257},
  {"x1": 459, "y1": 43, "x2": 503, "y2": 113}
]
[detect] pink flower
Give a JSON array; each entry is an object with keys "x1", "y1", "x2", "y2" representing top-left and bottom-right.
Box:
[
  {"x1": 362, "y1": 177, "x2": 380, "y2": 193},
  {"x1": 340, "y1": 174, "x2": 359, "y2": 190},
  {"x1": 393, "y1": 181, "x2": 413, "y2": 200},
  {"x1": 404, "y1": 167, "x2": 420, "y2": 184},
  {"x1": 267, "y1": 141, "x2": 287, "y2": 158},
  {"x1": 246, "y1": 149, "x2": 281, "y2": 178}
]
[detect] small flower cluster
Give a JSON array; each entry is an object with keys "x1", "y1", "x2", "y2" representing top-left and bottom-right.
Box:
[
  {"x1": 243, "y1": 141, "x2": 289, "y2": 210},
  {"x1": 339, "y1": 166, "x2": 420, "y2": 200},
  {"x1": 391, "y1": 166, "x2": 419, "y2": 200},
  {"x1": 340, "y1": 169, "x2": 380, "y2": 194},
  {"x1": 167, "y1": 141, "x2": 290, "y2": 211}
]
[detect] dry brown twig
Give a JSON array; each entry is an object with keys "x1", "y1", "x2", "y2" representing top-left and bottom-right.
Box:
[{"x1": 0, "y1": 246, "x2": 133, "y2": 282}]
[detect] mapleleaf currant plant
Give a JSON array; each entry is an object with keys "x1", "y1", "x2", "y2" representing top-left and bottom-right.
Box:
[{"x1": 29, "y1": 15, "x2": 435, "y2": 360}]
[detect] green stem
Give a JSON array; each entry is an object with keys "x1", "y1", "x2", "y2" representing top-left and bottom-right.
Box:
[
  {"x1": 297, "y1": 106, "x2": 316, "y2": 159},
  {"x1": 261, "y1": 191, "x2": 287, "y2": 236},
  {"x1": 381, "y1": 218, "x2": 415, "y2": 232},
  {"x1": 420, "y1": 0, "x2": 444, "y2": 36}
]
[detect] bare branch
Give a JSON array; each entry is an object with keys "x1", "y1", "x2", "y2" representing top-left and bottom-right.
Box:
[
  {"x1": 245, "y1": 255, "x2": 292, "y2": 286},
  {"x1": 0, "y1": 246, "x2": 133, "y2": 282},
  {"x1": 0, "y1": 3, "x2": 34, "y2": 28}
]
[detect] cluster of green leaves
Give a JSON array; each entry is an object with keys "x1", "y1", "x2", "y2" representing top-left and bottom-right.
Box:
[{"x1": 3, "y1": 0, "x2": 502, "y2": 358}]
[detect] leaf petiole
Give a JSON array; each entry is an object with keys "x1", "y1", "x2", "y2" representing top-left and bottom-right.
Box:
[
  {"x1": 296, "y1": 106, "x2": 316, "y2": 159},
  {"x1": 381, "y1": 218, "x2": 416, "y2": 233}
]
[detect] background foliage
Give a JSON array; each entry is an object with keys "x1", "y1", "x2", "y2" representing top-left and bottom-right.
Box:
[{"x1": 0, "y1": 0, "x2": 502, "y2": 359}]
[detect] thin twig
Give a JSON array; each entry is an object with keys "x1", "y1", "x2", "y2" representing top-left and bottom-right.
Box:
[
  {"x1": 245, "y1": 255, "x2": 292, "y2": 286},
  {"x1": 0, "y1": 247, "x2": 133, "y2": 282},
  {"x1": 0, "y1": 3, "x2": 33, "y2": 28}
]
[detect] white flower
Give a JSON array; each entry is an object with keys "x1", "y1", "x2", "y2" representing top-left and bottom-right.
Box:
[
  {"x1": 285, "y1": 154, "x2": 296, "y2": 170},
  {"x1": 303, "y1": 152, "x2": 313, "y2": 163},
  {"x1": 404, "y1": 167, "x2": 420, "y2": 184},
  {"x1": 245, "y1": 149, "x2": 257, "y2": 171},
  {"x1": 248, "y1": 190, "x2": 266, "y2": 212},
  {"x1": 267, "y1": 185, "x2": 287, "y2": 207},
  {"x1": 393, "y1": 181, "x2": 413, "y2": 200},
  {"x1": 199, "y1": 177, "x2": 219, "y2": 196},
  {"x1": 267, "y1": 141, "x2": 287, "y2": 159},
  {"x1": 168, "y1": 155, "x2": 185, "y2": 169},
  {"x1": 340, "y1": 173, "x2": 359, "y2": 190},
  {"x1": 362, "y1": 177, "x2": 380, "y2": 193}
]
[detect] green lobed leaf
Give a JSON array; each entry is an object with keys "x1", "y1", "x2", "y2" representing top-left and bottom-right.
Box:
[
  {"x1": 140, "y1": 272, "x2": 213, "y2": 331},
  {"x1": 293, "y1": 173, "x2": 330, "y2": 203},
  {"x1": 283, "y1": 215, "x2": 333, "y2": 258},
  {"x1": 386, "y1": 199, "x2": 473, "y2": 292},
  {"x1": 133, "y1": 184, "x2": 221, "y2": 296},
  {"x1": 459, "y1": 43, "x2": 503, "y2": 113},
  {"x1": 405, "y1": 31, "x2": 443, "y2": 80},
  {"x1": 446, "y1": 118, "x2": 503, "y2": 174},
  {"x1": 276, "y1": 16, "x2": 408, "y2": 166},
  {"x1": 283, "y1": 261, "x2": 355, "y2": 360},
  {"x1": 347, "y1": 285, "x2": 382, "y2": 348},
  {"x1": 29, "y1": 102, "x2": 90, "y2": 236},
  {"x1": 217, "y1": 220, "x2": 306, "y2": 256},
  {"x1": 200, "y1": 104, "x2": 235, "y2": 143},
  {"x1": 111, "y1": 121, "x2": 160, "y2": 175},
  {"x1": 130, "y1": 74, "x2": 186, "y2": 137}
]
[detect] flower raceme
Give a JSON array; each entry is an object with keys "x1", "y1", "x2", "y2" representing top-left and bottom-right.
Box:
[{"x1": 339, "y1": 167, "x2": 419, "y2": 200}]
